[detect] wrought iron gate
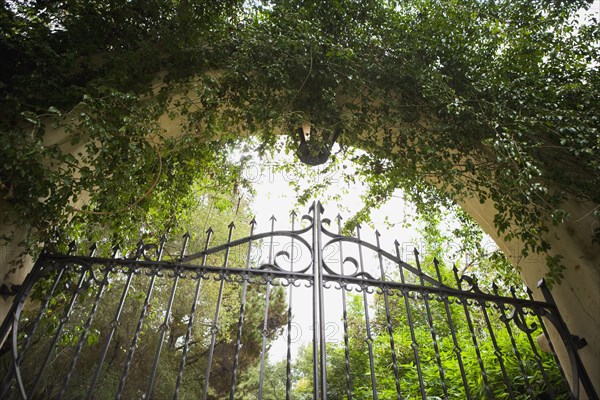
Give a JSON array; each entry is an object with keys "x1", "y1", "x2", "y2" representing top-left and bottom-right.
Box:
[{"x1": 0, "y1": 202, "x2": 597, "y2": 399}]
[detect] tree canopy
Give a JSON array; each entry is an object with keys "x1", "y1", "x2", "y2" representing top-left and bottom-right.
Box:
[{"x1": 1, "y1": 0, "x2": 598, "y2": 283}]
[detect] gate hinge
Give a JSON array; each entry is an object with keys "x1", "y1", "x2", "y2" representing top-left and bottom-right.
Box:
[
  {"x1": 0, "y1": 283, "x2": 21, "y2": 300},
  {"x1": 572, "y1": 335, "x2": 588, "y2": 349}
]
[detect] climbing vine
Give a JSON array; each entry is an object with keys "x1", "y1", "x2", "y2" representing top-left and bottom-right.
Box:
[{"x1": 1, "y1": 0, "x2": 598, "y2": 285}]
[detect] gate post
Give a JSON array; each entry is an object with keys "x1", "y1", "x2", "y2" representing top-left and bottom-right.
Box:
[
  {"x1": 310, "y1": 201, "x2": 328, "y2": 400},
  {"x1": 537, "y1": 279, "x2": 599, "y2": 400}
]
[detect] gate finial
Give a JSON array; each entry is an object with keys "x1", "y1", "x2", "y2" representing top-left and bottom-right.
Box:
[{"x1": 89, "y1": 242, "x2": 98, "y2": 255}]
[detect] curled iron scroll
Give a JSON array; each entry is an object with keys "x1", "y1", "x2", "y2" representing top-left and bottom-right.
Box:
[
  {"x1": 273, "y1": 248, "x2": 312, "y2": 274},
  {"x1": 459, "y1": 274, "x2": 484, "y2": 294},
  {"x1": 141, "y1": 243, "x2": 162, "y2": 262},
  {"x1": 500, "y1": 305, "x2": 538, "y2": 334}
]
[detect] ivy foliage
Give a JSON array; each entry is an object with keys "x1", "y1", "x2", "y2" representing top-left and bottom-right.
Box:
[
  {"x1": 1, "y1": 0, "x2": 598, "y2": 284},
  {"x1": 290, "y1": 292, "x2": 569, "y2": 400}
]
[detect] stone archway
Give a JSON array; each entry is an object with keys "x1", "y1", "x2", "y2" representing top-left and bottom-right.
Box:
[
  {"x1": 1, "y1": 96, "x2": 598, "y2": 397},
  {"x1": 0, "y1": 2, "x2": 598, "y2": 396}
]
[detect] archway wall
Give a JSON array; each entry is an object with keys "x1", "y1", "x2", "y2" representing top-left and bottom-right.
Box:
[
  {"x1": 1, "y1": 123, "x2": 89, "y2": 326},
  {"x1": 461, "y1": 194, "x2": 600, "y2": 396}
]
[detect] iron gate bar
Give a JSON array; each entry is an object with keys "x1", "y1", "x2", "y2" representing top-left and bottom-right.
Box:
[
  {"x1": 284, "y1": 212, "x2": 296, "y2": 400},
  {"x1": 1, "y1": 243, "x2": 75, "y2": 400},
  {"x1": 494, "y1": 284, "x2": 536, "y2": 397},
  {"x1": 432, "y1": 256, "x2": 472, "y2": 399},
  {"x1": 114, "y1": 236, "x2": 164, "y2": 400},
  {"x1": 0, "y1": 201, "x2": 598, "y2": 400},
  {"x1": 0, "y1": 242, "x2": 77, "y2": 400},
  {"x1": 86, "y1": 240, "x2": 145, "y2": 399},
  {"x1": 537, "y1": 279, "x2": 597, "y2": 400},
  {"x1": 336, "y1": 214, "x2": 354, "y2": 400},
  {"x1": 375, "y1": 230, "x2": 402, "y2": 399},
  {"x1": 229, "y1": 218, "x2": 256, "y2": 399},
  {"x1": 311, "y1": 205, "x2": 321, "y2": 399},
  {"x1": 202, "y1": 224, "x2": 231, "y2": 400},
  {"x1": 452, "y1": 265, "x2": 495, "y2": 399},
  {"x1": 355, "y1": 223, "x2": 379, "y2": 400},
  {"x1": 147, "y1": 233, "x2": 187, "y2": 399},
  {"x1": 473, "y1": 276, "x2": 516, "y2": 399},
  {"x1": 314, "y1": 202, "x2": 328, "y2": 400},
  {"x1": 57, "y1": 244, "x2": 115, "y2": 400},
  {"x1": 258, "y1": 218, "x2": 275, "y2": 399},
  {"x1": 175, "y1": 230, "x2": 211, "y2": 399},
  {"x1": 396, "y1": 239, "x2": 427, "y2": 398},
  {"x1": 526, "y1": 287, "x2": 566, "y2": 398},
  {"x1": 27, "y1": 246, "x2": 95, "y2": 399},
  {"x1": 414, "y1": 249, "x2": 449, "y2": 398}
]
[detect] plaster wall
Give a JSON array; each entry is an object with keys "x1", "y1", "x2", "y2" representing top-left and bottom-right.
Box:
[
  {"x1": 1, "y1": 122, "x2": 85, "y2": 338},
  {"x1": 0, "y1": 223, "x2": 32, "y2": 333}
]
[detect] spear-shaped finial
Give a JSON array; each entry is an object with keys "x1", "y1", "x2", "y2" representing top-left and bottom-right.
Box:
[
  {"x1": 354, "y1": 222, "x2": 362, "y2": 239},
  {"x1": 432, "y1": 257, "x2": 442, "y2": 282},
  {"x1": 336, "y1": 214, "x2": 343, "y2": 234},
  {"x1": 179, "y1": 231, "x2": 191, "y2": 259},
  {"x1": 452, "y1": 264, "x2": 461, "y2": 287},
  {"x1": 111, "y1": 244, "x2": 121, "y2": 258},
  {"x1": 156, "y1": 234, "x2": 168, "y2": 261},
  {"x1": 375, "y1": 230, "x2": 382, "y2": 252},
  {"x1": 308, "y1": 200, "x2": 325, "y2": 214},
  {"x1": 316, "y1": 200, "x2": 324, "y2": 213},
  {"x1": 510, "y1": 286, "x2": 518, "y2": 298},
  {"x1": 492, "y1": 282, "x2": 499, "y2": 295},
  {"x1": 394, "y1": 239, "x2": 406, "y2": 282},
  {"x1": 88, "y1": 243, "x2": 98, "y2": 257},
  {"x1": 132, "y1": 239, "x2": 144, "y2": 260},
  {"x1": 226, "y1": 222, "x2": 236, "y2": 243},
  {"x1": 204, "y1": 227, "x2": 214, "y2": 251}
]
